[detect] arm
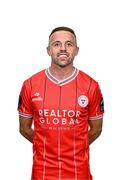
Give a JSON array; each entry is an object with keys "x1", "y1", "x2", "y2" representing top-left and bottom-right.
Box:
[
  {"x1": 88, "y1": 118, "x2": 103, "y2": 145},
  {"x1": 19, "y1": 116, "x2": 34, "y2": 143}
]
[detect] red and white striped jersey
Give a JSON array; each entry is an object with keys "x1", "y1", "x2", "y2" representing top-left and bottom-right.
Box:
[{"x1": 18, "y1": 68, "x2": 104, "y2": 180}]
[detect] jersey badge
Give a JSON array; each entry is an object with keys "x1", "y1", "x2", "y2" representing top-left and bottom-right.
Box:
[{"x1": 78, "y1": 95, "x2": 88, "y2": 107}]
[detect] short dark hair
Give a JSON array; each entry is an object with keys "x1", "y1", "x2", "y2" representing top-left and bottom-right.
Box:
[{"x1": 49, "y1": 26, "x2": 76, "y2": 39}]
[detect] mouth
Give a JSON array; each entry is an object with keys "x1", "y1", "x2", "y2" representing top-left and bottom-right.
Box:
[
  {"x1": 58, "y1": 53, "x2": 68, "y2": 58},
  {"x1": 59, "y1": 55, "x2": 67, "y2": 58}
]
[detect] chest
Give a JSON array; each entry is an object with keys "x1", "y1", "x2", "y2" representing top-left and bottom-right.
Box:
[{"x1": 31, "y1": 78, "x2": 89, "y2": 122}]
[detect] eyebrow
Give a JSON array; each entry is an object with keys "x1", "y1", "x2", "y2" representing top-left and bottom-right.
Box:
[{"x1": 51, "y1": 40, "x2": 75, "y2": 45}]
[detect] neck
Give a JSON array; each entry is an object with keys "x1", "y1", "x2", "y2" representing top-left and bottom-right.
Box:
[{"x1": 49, "y1": 64, "x2": 75, "y2": 81}]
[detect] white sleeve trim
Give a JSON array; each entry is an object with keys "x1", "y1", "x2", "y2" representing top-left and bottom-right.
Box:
[
  {"x1": 89, "y1": 114, "x2": 103, "y2": 120},
  {"x1": 19, "y1": 112, "x2": 33, "y2": 118}
]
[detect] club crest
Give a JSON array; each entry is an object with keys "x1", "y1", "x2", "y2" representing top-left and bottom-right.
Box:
[{"x1": 78, "y1": 95, "x2": 88, "y2": 107}]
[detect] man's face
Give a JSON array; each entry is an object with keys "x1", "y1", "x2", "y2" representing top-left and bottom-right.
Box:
[{"x1": 47, "y1": 31, "x2": 79, "y2": 67}]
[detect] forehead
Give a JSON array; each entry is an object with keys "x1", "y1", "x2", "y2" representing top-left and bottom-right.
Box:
[{"x1": 49, "y1": 31, "x2": 76, "y2": 42}]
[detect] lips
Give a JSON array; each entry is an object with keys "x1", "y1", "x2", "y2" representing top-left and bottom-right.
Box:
[
  {"x1": 58, "y1": 53, "x2": 68, "y2": 57},
  {"x1": 59, "y1": 54, "x2": 67, "y2": 58}
]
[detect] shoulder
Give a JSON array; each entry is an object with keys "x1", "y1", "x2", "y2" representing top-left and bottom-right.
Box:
[
  {"x1": 30, "y1": 69, "x2": 45, "y2": 80},
  {"x1": 77, "y1": 70, "x2": 98, "y2": 91},
  {"x1": 23, "y1": 69, "x2": 46, "y2": 88},
  {"x1": 78, "y1": 70, "x2": 97, "y2": 83}
]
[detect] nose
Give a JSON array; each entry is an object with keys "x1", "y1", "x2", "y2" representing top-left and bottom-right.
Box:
[{"x1": 60, "y1": 43, "x2": 66, "y2": 51}]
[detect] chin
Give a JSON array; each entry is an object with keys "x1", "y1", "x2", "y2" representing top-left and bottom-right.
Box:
[
  {"x1": 58, "y1": 63, "x2": 70, "y2": 68},
  {"x1": 53, "y1": 59, "x2": 72, "y2": 67}
]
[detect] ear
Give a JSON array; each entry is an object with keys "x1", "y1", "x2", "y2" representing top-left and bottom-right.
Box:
[
  {"x1": 46, "y1": 46, "x2": 51, "y2": 56},
  {"x1": 75, "y1": 47, "x2": 79, "y2": 56}
]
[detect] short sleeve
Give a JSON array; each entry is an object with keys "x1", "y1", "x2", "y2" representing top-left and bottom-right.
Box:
[
  {"x1": 17, "y1": 80, "x2": 33, "y2": 118},
  {"x1": 88, "y1": 82, "x2": 104, "y2": 120}
]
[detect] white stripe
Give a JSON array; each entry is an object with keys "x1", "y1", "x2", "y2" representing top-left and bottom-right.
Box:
[
  {"x1": 45, "y1": 68, "x2": 79, "y2": 86},
  {"x1": 45, "y1": 69, "x2": 59, "y2": 84},
  {"x1": 48, "y1": 67, "x2": 77, "y2": 83},
  {"x1": 74, "y1": 127, "x2": 77, "y2": 180},
  {"x1": 59, "y1": 68, "x2": 77, "y2": 84},
  {"x1": 19, "y1": 112, "x2": 33, "y2": 118},
  {"x1": 48, "y1": 68, "x2": 60, "y2": 82},
  {"x1": 58, "y1": 128, "x2": 61, "y2": 180},
  {"x1": 60, "y1": 69, "x2": 79, "y2": 86},
  {"x1": 42, "y1": 135, "x2": 46, "y2": 180},
  {"x1": 89, "y1": 114, "x2": 103, "y2": 120}
]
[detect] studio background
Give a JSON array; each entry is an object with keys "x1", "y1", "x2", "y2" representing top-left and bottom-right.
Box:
[{"x1": 0, "y1": 0, "x2": 120, "y2": 179}]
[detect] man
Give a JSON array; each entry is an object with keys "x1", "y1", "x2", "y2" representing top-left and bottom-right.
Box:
[{"x1": 18, "y1": 26, "x2": 104, "y2": 180}]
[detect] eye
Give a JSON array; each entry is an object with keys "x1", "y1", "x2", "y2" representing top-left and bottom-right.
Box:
[
  {"x1": 66, "y1": 42, "x2": 74, "y2": 47},
  {"x1": 55, "y1": 43, "x2": 59, "y2": 46},
  {"x1": 53, "y1": 42, "x2": 61, "y2": 47}
]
